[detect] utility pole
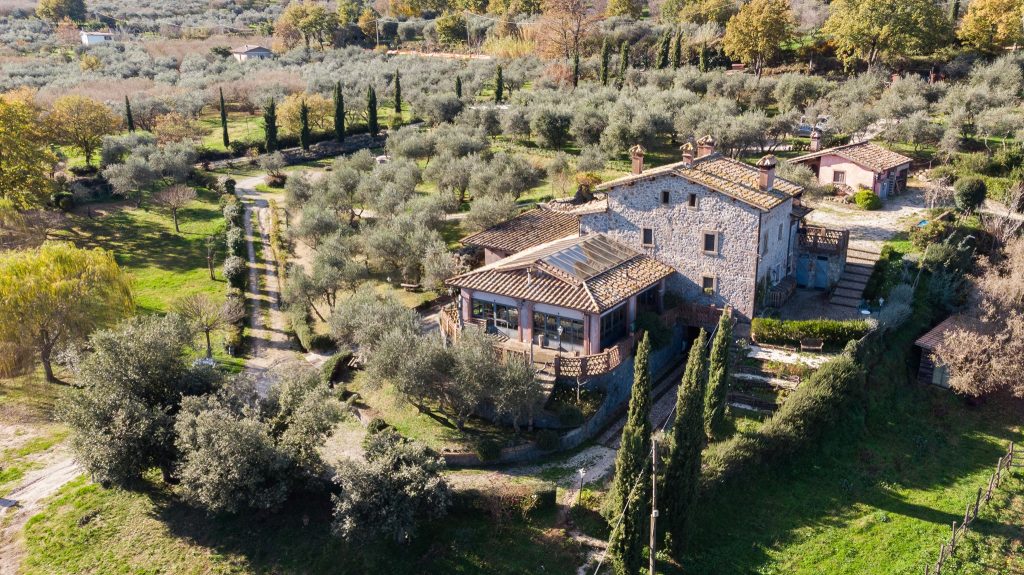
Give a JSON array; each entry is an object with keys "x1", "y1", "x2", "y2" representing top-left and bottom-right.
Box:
[{"x1": 650, "y1": 438, "x2": 658, "y2": 575}]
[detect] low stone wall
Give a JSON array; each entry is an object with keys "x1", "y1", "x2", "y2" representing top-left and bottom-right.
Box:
[{"x1": 201, "y1": 132, "x2": 388, "y2": 171}]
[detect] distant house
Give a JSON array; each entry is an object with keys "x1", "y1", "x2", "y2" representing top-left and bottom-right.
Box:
[
  {"x1": 230, "y1": 45, "x2": 274, "y2": 62},
  {"x1": 461, "y1": 209, "x2": 580, "y2": 265},
  {"x1": 792, "y1": 141, "x2": 913, "y2": 199},
  {"x1": 915, "y1": 315, "x2": 982, "y2": 389},
  {"x1": 80, "y1": 31, "x2": 114, "y2": 46}
]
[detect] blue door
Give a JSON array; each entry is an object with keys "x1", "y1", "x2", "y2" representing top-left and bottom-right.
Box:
[
  {"x1": 814, "y1": 256, "x2": 830, "y2": 289},
  {"x1": 795, "y1": 254, "x2": 810, "y2": 287}
]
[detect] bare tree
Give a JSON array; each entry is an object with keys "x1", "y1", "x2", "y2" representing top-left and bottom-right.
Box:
[
  {"x1": 154, "y1": 184, "x2": 197, "y2": 232},
  {"x1": 537, "y1": 0, "x2": 598, "y2": 61},
  {"x1": 175, "y1": 293, "x2": 246, "y2": 358},
  {"x1": 924, "y1": 175, "x2": 954, "y2": 209}
]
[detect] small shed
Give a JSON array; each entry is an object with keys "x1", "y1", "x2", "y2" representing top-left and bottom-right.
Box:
[
  {"x1": 914, "y1": 315, "x2": 981, "y2": 389},
  {"x1": 80, "y1": 31, "x2": 114, "y2": 46},
  {"x1": 230, "y1": 45, "x2": 274, "y2": 62},
  {"x1": 791, "y1": 141, "x2": 913, "y2": 199}
]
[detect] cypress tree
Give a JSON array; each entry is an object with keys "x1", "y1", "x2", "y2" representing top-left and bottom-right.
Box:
[
  {"x1": 393, "y1": 70, "x2": 402, "y2": 117},
  {"x1": 600, "y1": 39, "x2": 610, "y2": 86},
  {"x1": 656, "y1": 31, "x2": 670, "y2": 69},
  {"x1": 494, "y1": 65, "x2": 504, "y2": 103},
  {"x1": 948, "y1": 0, "x2": 960, "y2": 23},
  {"x1": 572, "y1": 51, "x2": 580, "y2": 88},
  {"x1": 672, "y1": 33, "x2": 682, "y2": 69},
  {"x1": 662, "y1": 328, "x2": 709, "y2": 555},
  {"x1": 367, "y1": 85, "x2": 378, "y2": 136},
  {"x1": 455, "y1": 75, "x2": 463, "y2": 98},
  {"x1": 617, "y1": 41, "x2": 629, "y2": 89},
  {"x1": 299, "y1": 99, "x2": 310, "y2": 150},
  {"x1": 219, "y1": 87, "x2": 230, "y2": 149},
  {"x1": 703, "y1": 309, "x2": 733, "y2": 440},
  {"x1": 264, "y1": 99, "x2": 278, "y2": 153},
  {"x1": 607, "y1": 333, "x2": 652, "y2": 575},
  {"x1": 124, "y1": 95, "x2": 134, "y2": 132},
  {"x1": 334, "y1": 81, "x2": 345, "y2": 142},
  {"x1": 699, "y1": 43, "x2": 708, "y2": 72}
]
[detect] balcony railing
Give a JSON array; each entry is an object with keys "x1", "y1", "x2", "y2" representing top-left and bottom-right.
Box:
[{"x1": 799, "y1": 225, "x2": 849, "y2": 255}]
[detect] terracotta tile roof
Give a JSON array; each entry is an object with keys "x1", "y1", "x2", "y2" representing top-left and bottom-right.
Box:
[
  {"x1": 792, "y1": 141, "x2": 912, "y2": 173},
  {"x1": 446, "y1": 235, "x2": 674, "y2": 313},
  {"x1": 461, "y1": 208, "x2": 579, "y2": 254},
  {"x1": 791, "y1": 204, "x2": 814, "y2": 219},
  {"x1": 544, "y1": 195, "x2": 609, "y2": 216},
  {"x1": 915, "y1": 315, "x2": 984, "y2": 352},
  {"x1": 595, "y1": 153, "x2": 803, "y2": 211}
]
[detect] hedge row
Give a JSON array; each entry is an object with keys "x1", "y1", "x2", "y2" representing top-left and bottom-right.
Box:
[
  {"x1": 287, "y1": 306, "x2": 333, "y2": 353},
  {"x1": 702, "y1": 351, "x2": 866, "y2": 489},
  {"x1": 751, "y1": 318, "x2": 872, "y2": 348},
  {"x1": 451, "y1": 480, "x2": 557, "y2": 521}
]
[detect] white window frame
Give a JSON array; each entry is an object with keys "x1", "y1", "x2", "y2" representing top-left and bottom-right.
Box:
[{"x1": 833, "y1": 170, "x2": 846, "y2": 184}]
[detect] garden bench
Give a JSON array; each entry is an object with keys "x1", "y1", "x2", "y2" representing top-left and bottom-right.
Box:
[
  {"x1": 799, "y1": 338, "x2": 824, "y2": 352},
  {"x1": 400, "y1": 283, "x2": 421, "y2": 292}
]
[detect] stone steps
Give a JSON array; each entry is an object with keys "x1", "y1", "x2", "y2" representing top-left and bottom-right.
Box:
[
  {"x1": 837, "y1": 278, "x2": 868, "y2": 291},
  {"x1": 833, "y1": 286, "x2": 864, "y2": 299},
  {"x1": 831, "y1": 295, "x2": 862, "y2": 308}
]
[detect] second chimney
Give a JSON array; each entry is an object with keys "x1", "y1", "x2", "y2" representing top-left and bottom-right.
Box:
[
  {"x1": 756, "y1": 155, "x2": 777, "y2": 191},
  {"x1": 629, "y1": 144, "x2": 646, "y2": 175},
  {"x1": 680, "y1": 141, "x2": 695, "y2": 166},
  {"x1": 696, "y1": 135, "x2": 716, "y2": 158},
  {"x1": 809, "y1": 128, "x2": 822, "y2": 152}
]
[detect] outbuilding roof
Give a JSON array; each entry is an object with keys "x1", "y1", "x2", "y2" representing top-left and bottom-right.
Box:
[
  {"x1": 447, "y1": 234, "x2": 674, "y2": 314},
  {"x1": 461, "y1": 208, "x2": 578, "y2": 254},
  {"x1": 595, "y1": 153, "x2": 803, "y2": 211},
  {"x1": 792, "y1": 141, "x2": 913, "y2": 173},
  {"x1": 231, "y1": 44, "x2": 272, "y2": 54},
  {"x1": 915, "y1": 315, "x2": 984, "y2": 352}
]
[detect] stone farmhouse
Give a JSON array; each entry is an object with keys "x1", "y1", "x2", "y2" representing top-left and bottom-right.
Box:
[
  {"x1": 441, "y1": 137, "x2": 850, "y2": 385},
  {"x1": 792, "y1": 140, "x2": 913, "y2": 199}
]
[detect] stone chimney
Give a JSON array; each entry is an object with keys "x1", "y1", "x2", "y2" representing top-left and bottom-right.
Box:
[
  {"x1": 629, "y1": 144, "x2": 646, "y2": 175},
  {"x1": 756, "y1": 155, "x2": 777, "y2": 191},
  {"x1": 696, "y1": 135, "x2": 716, "y2": 158},
  {"x1": 809, "y1": 128, "x2": 822, "y2": 152},
  {"x1": 680, "y1": 141, "x2": 695, "y2": 166}
]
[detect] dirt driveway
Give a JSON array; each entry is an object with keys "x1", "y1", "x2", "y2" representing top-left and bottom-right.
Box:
[{"x1": 805, "y1": 187, "x2": 929, "y2": 251}]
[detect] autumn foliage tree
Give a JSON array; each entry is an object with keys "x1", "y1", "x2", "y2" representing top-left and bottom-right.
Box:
[
  {"x1": 0, "y1": 242, "x2": 133, "y2": 382},
  {"x1": 957, "y1": 0, "x2": 1024, "y2": 54},
  {"x1": 36, "y1": 0, "x2": 85, "y2": 23},
  {"x1": 723, "y1": 0, "x2": 795, "y2": 76},
  {"x1": 0, "y1": 93, "x2": 55, "y2": 209},
  {"x1": 47, "y1": 95, "x2": 121, "y2": 168},
  {"x1": 538, "y1": 0, "x2": 597, "y2": 60},
  {"x1": 822, "y1": 0, "x2": 950, "y2": 68}
]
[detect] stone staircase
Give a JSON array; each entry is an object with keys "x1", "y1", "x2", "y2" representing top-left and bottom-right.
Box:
[{"x1": 829, "y1": 244, "x2": 881, "y2": 309}]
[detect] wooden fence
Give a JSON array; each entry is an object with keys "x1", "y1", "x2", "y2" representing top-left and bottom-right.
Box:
[{"x1": 923, "y1": 442, "x2": 1017, "y2": 575}]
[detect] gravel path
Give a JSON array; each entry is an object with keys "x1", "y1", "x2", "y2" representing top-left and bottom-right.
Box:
[{"x1": 806, "y1": 187, "x2": 928, "y2": 252}]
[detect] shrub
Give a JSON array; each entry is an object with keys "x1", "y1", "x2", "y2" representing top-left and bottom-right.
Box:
[
  {"x1": 634, "y1": 311, "x2": 671, "y2": 349},
  {"x1": 223, "y1": 201, "x2": 243, "y2": 227},
  {"x1": 474, "y1": 438, "x2": 501, "y2": 462},
  {"x1": 536, "y1": 430, "x2": 560, "y2": 451},
  {"x1": 451, "y1": 480, "x2": 557, "y2": 522},
  {"x1": 223, "y1": 255, "x2": 247, "y2": 289},
  {"x1": 853, "y1": 190, "x2": 882, "y2": 210},
  {"x1": 321, "y1": 350, "x2": 353, "y2": 386},
  {"x1": 265, "y1": 173, "x2": 288, "y2": 188},
  {"x1": 223, "y1": 178, "x2": 236, "y2": 195},
  {"x1": 225, "y1": 226, "x2": 246, "y2": 257},
  {"x1": 557, "y1": 404, "x2": 584, "y2": 427},
  {"x1": 288, "y1": 307, "x2": 315, "y2": 352},
  {"x1": 953, "y1": 176, "x2": 986, "y2": 213},
  {"x1": 309, "y1": 333, "x2": 335, "y2": 352},
  {"x1": 751, "y1": 318, "x2": 873, "y2": 348},
  {"x1": 909, "y1": 220, "x2": 952, "y2": 250},
  {"x1": 366, "y1": 417, "x2": 390, "y2": 435}
]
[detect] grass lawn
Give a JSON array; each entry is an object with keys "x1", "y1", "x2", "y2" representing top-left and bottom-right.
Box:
[
  {"x1": 22, "y1": 473, "x2": 580, "y2": 575},
  {"x1": 679, "y1": 296, "x2": 1024, "y2": 575},
  {"x1": 199, "y1": 110, "x2": 266, "y2": 151}
]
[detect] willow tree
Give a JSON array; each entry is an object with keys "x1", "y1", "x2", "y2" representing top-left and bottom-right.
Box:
[{"x1": 0, "y1": 242, "x2": 133, "y2": 381}]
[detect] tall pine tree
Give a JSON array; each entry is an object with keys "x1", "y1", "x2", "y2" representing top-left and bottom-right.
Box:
[
  {"x1": 393, "y1": 70, "x2": 402, "y2": 116},
  {"x1": 299, "y1": 99, "x2": 310, "y2": 150},
  {"x1": 617, "y1": 41, "x2": 629, "y2": 89},
  {"x1": 672, "y1": 33, "x2": 683, "y2": 69},
  {"x1": 494, "y1": 65, "x2": 504, "y2": 103},
  {"x1": 264, "y1": 99, "x2": 278, "y2": 153},
  {"x1": 662, "y1": 328, "x2": 709, "y2": 555},
  {"x1": 334, "y1": 81, "x2": 345, "y2": 142},
  {"x1": 572, "y1": 51, "x2": 580, "y2": 88},
  {"x1": 600, "y1": 39, "x2": 611, "y2": 86},
  {"x1": 657, "y1": 31, "x2": 671, "y2": 69},
  {"x1": 219, "y1": 87, "x2": 230, "y2": 149},
  {"x1": 703, "y1": 308, "x2": 733, "y2": 440},
  {"x1": 455, "y1": 75, "x2": 463, "y2": 98},
  {"x1": 124, "y1": 95, "x2": 134, "y2": 132},
  {"x1": 607, "y1": 333, "x2": 652, "y2": 575},
  {"x1": 367, "y1": 85, "x2": 378, "y2": 136}
]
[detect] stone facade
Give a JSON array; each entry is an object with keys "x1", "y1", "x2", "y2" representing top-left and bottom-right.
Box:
[{"x1": 579, "y1": 173, "x2": 795, "y2": 321}]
